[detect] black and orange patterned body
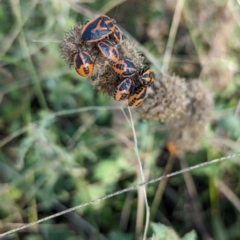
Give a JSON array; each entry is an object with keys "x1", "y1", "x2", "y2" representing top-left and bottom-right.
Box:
[
  {"x1": 114, "y1": 78, "x2": 133, "y2": 101},
  {"x1": 128, "y1": 85, "x2": 147, "y2": 107},
  {"x1": 110, "y1": 25, "x2": 122, "y2": 44},
  {"x1": 141, "y1": 68, "x2": 155, "y2": 86},
  {"x1": 97, "y1": 40, "x2": 119, "y2": 66},
  {"x1": 112, "y1": 58, "x2": 137, "y2": 78},
  {"x1": 73, "y1": 50, "x2": 94, "y2": 77},
  {"x1": 81, "y1": 15, "x2": 115, "y2": 43}
]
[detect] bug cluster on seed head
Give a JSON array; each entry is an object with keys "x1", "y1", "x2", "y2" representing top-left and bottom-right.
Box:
[
  {"x1": 60, "y1": 15, "x2": 155, "y2": 107},
  {"x1": 60, "y1": 14, "x2": 214, "y2": 153}
]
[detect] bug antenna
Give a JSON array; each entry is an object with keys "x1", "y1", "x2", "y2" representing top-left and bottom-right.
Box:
[
  {"x1": 116, "y1": 21, "x2": 126, "y2": 24},
  {"x1": 113, "y1": 5, "x2": 119, "y2": 19}
]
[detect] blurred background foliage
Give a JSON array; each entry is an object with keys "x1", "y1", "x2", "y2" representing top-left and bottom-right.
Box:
[{"x1": 0, "y1": 0, "x2": 240, "y2": 239}]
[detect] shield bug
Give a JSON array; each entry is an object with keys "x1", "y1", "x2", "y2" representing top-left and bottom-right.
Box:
[
  {"x1": 109, "y1": 25, "x2": 122, "y2": 44},
  {"x1": 140, "y1": 68, "x2": 155, "y2": 87},
  {"x1": 97, "y1": 40, "x2": 119, "y2": 66},
  {"x1": 113, "y1": 78, "x2": 133, "y2": 101},
  {"x1": 81, "y1": 15, "x2": 115, "y2": 43},
  {"x1": 128, "y1": 85, "x2": 147, "y2": 107},
  {"x1": 112, "y1": 58, "x2": 137, "y2": 78},
  {"x1": 73, "y1": 50, "x2": 94, "y2": 77}
]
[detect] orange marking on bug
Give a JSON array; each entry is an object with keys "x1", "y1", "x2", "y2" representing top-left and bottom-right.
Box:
[
  {"x1": 73, "y1": 50, "x2": 94, "y2": 77},
  {"x1": 97, "y1": 40, "x2": 119, "y2": 66},
  {"x1": 141, "y1": 68, "x2": 155, "y2": 86},
  {"x1": 114, "y1": 78, "x2": 132, "y2": 101},
  {"x1": 128, "y1": 85, "x2": 147, "y2": 107},
  {"x1": 112, "y1": 58, "x2": 137, "y2": 77},
  {"x1": 109, "y1": 25, "x2": 122, "y2": 44},
  {"x1": 81, "y1": 15, "x2": 116, "y2": 43}
]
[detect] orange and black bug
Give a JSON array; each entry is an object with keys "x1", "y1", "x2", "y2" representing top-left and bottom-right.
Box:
[
  {"x1": 112, "y1": 58, "x2": 137, "y2": 78},
  {"x1": 128, "y1": 85, "x2": 147, "y2": 107},
  {"x1": 114, "y1": 78, "x2": 133, "y2": 101},
  {"x1": 140, "y1": 68, "x2": 155, "y2": 87},
  {"x1": 109, "y1": 25, "x2": 122, "y2": 44},
  {"x1": 73, "y1": 50, "x2": 94, "y2": 77},
  {"x1": 81, "y1": 15, "x2": 115, "y2": 43},
  {"x1": 97, "y1": 40, "x2": 119, "y2": 66}
]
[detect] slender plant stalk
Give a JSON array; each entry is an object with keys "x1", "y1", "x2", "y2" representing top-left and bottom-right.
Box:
[{"x1": 0, "y1": 152, "x2": 239, "y2": 238}]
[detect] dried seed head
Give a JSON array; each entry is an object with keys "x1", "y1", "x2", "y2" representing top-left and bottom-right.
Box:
[
  {"x1": 174, "y1": 80, "x2": 213, "y2": 128},
  {"x1": 169, "y1": 80, "x2": 214, "y2": 152},
  {"x1": 136, "y1": 73, "x2": 189, "y2": 122}
]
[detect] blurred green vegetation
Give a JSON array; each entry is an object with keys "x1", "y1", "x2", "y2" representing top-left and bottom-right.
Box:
[{"x1": 1, "y1": 0, "x2": 240, "y2": 239}]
